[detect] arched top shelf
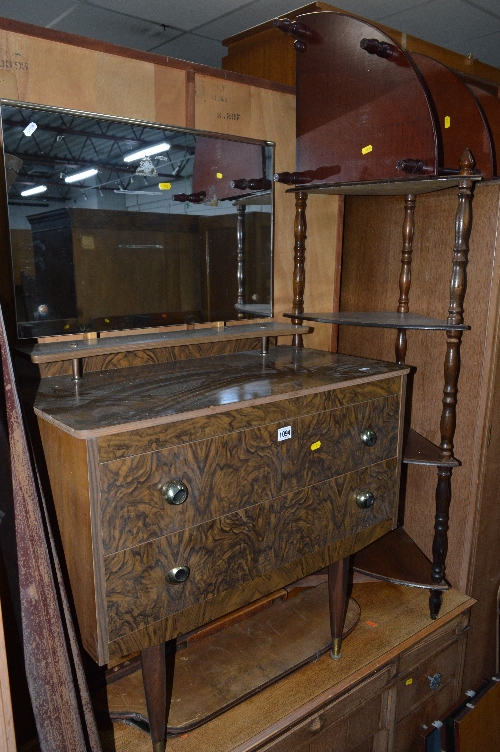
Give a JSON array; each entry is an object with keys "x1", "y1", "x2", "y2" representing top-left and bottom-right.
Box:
[{"x1": 293, "y1": 11, "x2": 438, "y2": 184}]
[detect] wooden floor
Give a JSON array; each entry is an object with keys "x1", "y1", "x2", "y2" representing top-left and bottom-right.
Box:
[{"x1": 95, "y1": 581, "x2": 473, "y2": 752}]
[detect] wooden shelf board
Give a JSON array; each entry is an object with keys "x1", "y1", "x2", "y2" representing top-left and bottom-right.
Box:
[
  {"x1": 286, "y1": 176, "x2": 482, "y2": 196},
  {"x1": 283, "y1": 311, "x2": 470, "y2": 331},
  {"x1": 15, "y1": 322, "x2": 308, "y2": 364},
  {"x1": 352, "y1": 528, "x2": 449, "y2": 590},
  {"x1": 403, "y1": 428, "x2": 460, "y2": 467}
]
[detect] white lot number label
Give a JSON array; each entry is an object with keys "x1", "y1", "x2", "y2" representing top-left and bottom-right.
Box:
[{"x1": 278, "y1": 425, "x2": 292, "y2": 442}]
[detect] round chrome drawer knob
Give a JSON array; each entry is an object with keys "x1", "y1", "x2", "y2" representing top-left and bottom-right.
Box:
[
  {"x1": 360, "y1": 429, "x2": 377, "y2": 447},
  {"x1": 167, "y1": 566, "x2": 190, "y2": 584},
  {"x1": 162, "y1": 480, "x2": 188, "y2": 505},
  {"x1": 356, "y1": 491, "x2": 375, "y2": 509}
]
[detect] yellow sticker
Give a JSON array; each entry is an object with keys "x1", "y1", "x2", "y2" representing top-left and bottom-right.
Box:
[
  {"x1": 159, "y1": 182, "x2": 171, "y2": 190},
  {"x1": 64, "y1": 324, "x2": 70, "y2": 330},
  {"x1": 81, "y1": 235, "x2": 95, "y2": 250},
  {"x1": 216, "y1": 172, "x2": 223, "y2": 179},
  {"x1": 104, "y1": 318, "x2": 110, "y2": 323},
  {"x1": 361, "y1": 144, "x2": 373, "y2": 155},
  {"x1": 406, "y1": 678, "x2": 413, "y2": 686},
  {"x1": 311, "y1": 441, "x2": 322, "y2": 451},
  {"x1": 444, "y1": 115, "x2": 451, "y2": 129}
]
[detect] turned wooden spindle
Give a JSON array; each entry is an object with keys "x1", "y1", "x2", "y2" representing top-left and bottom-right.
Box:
[
  {"x1": 236, "y1": 204, "x2": 246, "y2": 318},
  {"x1": 430, "y1": 148, "x2": 475, "y2": 619},
  {"x1": 273, "y1": 17, "x2": 314, "y2": 51},
  {"x1": 395, "y1": 194, "x2": 416, "y2": 365},
  {"x1": 172, "y1": 190, "x2": 206, "y2": 203},
  {"x1": 360, "y1": 38, "x2": 397, "y2": 59},
  {"x1": 274, "y1": 171, "x2": 311, "y2": 185},
  {"x1": 231, "y1": 177, "x2": 272, "y2": 191},
  {"x1": 396, "y1": 159, "x2": 433, "y2": 175},
  {"x1": 291, "y1": 191, "x2": 308, "y2": 347}
]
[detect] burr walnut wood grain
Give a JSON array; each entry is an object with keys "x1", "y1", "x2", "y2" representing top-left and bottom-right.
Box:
[
  {"x1": 99, "y1": 394, "x2": 400, "y2": 553},
  {"x1": 106, "y1": 522, "x2": 394, "y2": 661},
  {"x1": 104, "y1": 458, "x2": 398, "y2": 641},
  {"x1": 97, "y1": 376, "x2": 401, "y2": 461}
]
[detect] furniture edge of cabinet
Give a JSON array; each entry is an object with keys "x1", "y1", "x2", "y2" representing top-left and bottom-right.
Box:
[
  {"x1": 37, "y1": 417, "x2": 107, "y2": 664},
  {"x1": 96, "y1": 374, "x2": 406, "y2": 462},
  {"x1": 241, "y1": 605, "x2": 472, "y2": 752}
]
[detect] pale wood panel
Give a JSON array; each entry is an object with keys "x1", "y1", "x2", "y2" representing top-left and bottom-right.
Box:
[
  {"x1": 153, "y1": 65, "x2": 187, "y2": 126},
  {"x1": 95, "y1": 53, "x2": 155, "y2": 120},
  {"x1": 0, "y1": 597, "x2": 15, "y2": 752},
  {"x1": 0, "y1": 31, "x2": 98, "y2": 111},
  {"x1": 37, "y1": 419, "x2": 104, "y2": 663}
]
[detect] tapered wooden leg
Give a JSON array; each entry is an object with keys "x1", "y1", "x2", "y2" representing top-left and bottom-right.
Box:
[
  {"x1": 141, "y1": 643, "x2": 167, "y2": 752},
  {"x1": 328, "y1": 557, "x2": 350, "y2": 660}
]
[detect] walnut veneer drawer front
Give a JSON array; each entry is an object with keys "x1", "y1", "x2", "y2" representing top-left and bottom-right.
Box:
[
  {"x1": 100, "y1": 394, "x2": 400, "y2": 554},
  {"x1": 104, "y1": 457, "x2": 398, "y2": 640}
]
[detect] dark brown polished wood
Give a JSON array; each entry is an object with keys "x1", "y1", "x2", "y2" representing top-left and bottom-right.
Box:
[
  {"x1": 430, "y1": 149, "x2": 476, "y2": 618},
  {"x1": 284, "y1": 154, "x2": 476, "y2": 619},
  {"x1": 396, "y1": 194, "x2": 416, "y2": 365},
  {"x1": 328, "y1": 557, "x2": 350, "y2": 659},
  {"x1": 236, "y1": 204, "x2": 246, "y2": 318},
  {"x1": 410, "y1": 53, "x2": 494, "y2": 180},
  {"x1": 289, "y1": 12, "x2": 438, "y2": 184},
  {"x1": 291, "y1": 191, "x2": 308, "y2": 347},
  {"x1": 403, "y1": 428, "x2": 459, "y2": 468},
  {"x1": 141, "y1": 643, "x2": 167, "y2": 752},
  {"x1": 466, "y1": 84, "x2": 500, "y2": 177}
]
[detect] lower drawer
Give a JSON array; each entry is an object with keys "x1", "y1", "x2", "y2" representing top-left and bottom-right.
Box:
[
  {"x1": 392, "y1": 680, "x2": 456, "y2": 752},
  {"x1": 104, "y1": 458, "x2": 398, "y2": 640},
  {"x1": 261, "y1": 666, "x2": 392, "y2": 752},
  {"x1": 395, "y1": 640, "x2": 461, "y2": 721}
]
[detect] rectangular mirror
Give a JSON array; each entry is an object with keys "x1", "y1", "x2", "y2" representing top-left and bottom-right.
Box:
[{"x1": 0, "y1": 101, "x2": 273, "y2": 338}]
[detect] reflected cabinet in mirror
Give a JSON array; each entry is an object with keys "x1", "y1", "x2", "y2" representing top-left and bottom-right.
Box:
[{"x1": 0, "y1": 101, "x2": 273, "y2": 338}]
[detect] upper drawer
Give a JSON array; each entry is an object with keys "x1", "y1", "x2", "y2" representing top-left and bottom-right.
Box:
[
  {"x1": 99, "y1": 393, "x2": 400, "y2": 554},
  {"x1": 104, "y1": 457, "x2": 399, "y2": 641}
]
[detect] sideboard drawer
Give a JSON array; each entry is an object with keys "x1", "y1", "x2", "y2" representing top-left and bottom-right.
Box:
[
  {"x1": 100, "y1": 394, "x2": 400, "y2": 554},
  {"x1": 395, "y1": 639, "x2": 460, "y2": 722},
  {"x1": 104, "y1": 457, "x2": 398, "y2": 639}
]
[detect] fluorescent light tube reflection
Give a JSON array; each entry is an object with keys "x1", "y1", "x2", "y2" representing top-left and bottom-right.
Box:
[
  {"x1": 124, "y1": 143, "x2": 170, "y2": 162},
  {"x1": 21, "y1": 185, "x2": 47, "y2": 196},
  {"x1": 65, "y1": 168, "x2": 98, "y2": 183}
]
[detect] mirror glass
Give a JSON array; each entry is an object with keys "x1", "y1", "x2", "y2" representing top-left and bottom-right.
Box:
[{"x1": 0, "y1": 102, "x2": 273, "y2": 338}]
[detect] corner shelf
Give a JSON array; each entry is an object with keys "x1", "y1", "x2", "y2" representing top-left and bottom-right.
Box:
[
  {"x1": 403, "y1": 428, "x2": 460, "y2": 468},
  {"x1": 352, "y1": 528, "x2": 449, "y2": 591},
  {"x1": 283, "y1": 311, "x2": 470, "y2": 331},
  {"x1": 286, "y1": 176, "x2": 481, "y2": 197}
]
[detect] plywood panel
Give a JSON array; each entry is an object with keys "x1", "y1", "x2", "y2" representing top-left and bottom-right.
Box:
[
  {"x1": 96, "y1": 53, "x2": 155, "y2": 120},
  {"x1": 0, "y1": 30, "x2": 98, "y2": 111},
  {"x1": 154, "y1": 65, "x2": 187, "y2": 126}
]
